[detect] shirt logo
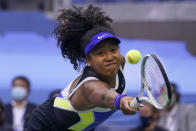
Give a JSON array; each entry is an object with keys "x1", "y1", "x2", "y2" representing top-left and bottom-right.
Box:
[{"x1": 97, "y1": 34, "x2": 106, "y2": 39}]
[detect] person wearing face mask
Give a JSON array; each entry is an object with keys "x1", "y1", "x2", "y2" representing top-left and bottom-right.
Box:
[
  {"x1": 158, "y1": 82, "x2": 196, "y2": 131},
  {"x1": 4, "y1": 76, "x2": 37, "y2": 131},
  {"x1": 130, "y1": 102, "x2": 166, "y2": 131}
]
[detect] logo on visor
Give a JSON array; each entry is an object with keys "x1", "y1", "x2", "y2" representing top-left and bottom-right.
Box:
[{"x1": 98, "y1": 34, "x2": 106, "y2": 39}]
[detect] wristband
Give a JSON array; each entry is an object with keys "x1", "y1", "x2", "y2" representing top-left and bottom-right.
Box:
[{"x1": 114, "y1": 94, "x2": 127, "y2": 110}]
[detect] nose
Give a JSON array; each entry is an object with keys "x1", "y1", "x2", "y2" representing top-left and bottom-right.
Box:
[{"x1": 105, "y1": 52, "x2": 114, "y2": 62}]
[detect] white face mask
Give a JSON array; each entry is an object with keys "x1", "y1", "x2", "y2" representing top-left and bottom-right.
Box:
[{"x1": 11, "y1": 86, "x2": 28, "y2": 101}]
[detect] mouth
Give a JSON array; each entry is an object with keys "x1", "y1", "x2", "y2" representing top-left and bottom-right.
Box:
[{"x1": 105, "y1": 63, "x2": 117, "y2": 69}]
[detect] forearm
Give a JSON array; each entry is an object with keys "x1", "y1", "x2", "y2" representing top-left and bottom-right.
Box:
[
  {"x1": 87, "y1": 89, "x2": 138, "y2": 115},
  {"x1": 82, "y1": 80, "x2": 118, "y2": 109},
  {"x1": 87, "y1": 88, "x2": 118, "y2": 109},
  {"x1": 82, "y1": 80, "x2": 138, "y2": 115}
]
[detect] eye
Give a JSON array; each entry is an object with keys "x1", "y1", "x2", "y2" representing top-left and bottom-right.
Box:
[
  {"x1": 96, "y1": 51, "x2": 104, "y2": 56},
  {"x1": 111, "y1": 48, "x2": 117, "y2": 53}
]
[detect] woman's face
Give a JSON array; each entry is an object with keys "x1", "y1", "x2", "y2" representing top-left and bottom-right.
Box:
[{"x1": 86, "y1": 39, "x2": 121, "y2": 78}]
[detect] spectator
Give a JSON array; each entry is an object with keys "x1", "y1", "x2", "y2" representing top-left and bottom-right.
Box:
[
  {"x1": 4, "y1": 76, "x2": 37, "y2": 131},
  {"x1": 158, "y1": 82, "x2": 196, "y2": 131},
  {"x1": 130, "y1": 102, "x2": 166, "y2": 131},
  {"x1": 0, "y1": 0, "x2": 8, "y2": 10},
  {"x1": 38, "y1": 0, "x2": 44, "y2": 11},
  {"x1": 0, "y1": 99, "x2": 12, "y2": 131}
]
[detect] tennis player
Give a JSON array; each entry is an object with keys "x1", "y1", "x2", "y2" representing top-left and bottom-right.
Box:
[{"x1": 27, "y1": 5, "x2": 138, "y2": 131}]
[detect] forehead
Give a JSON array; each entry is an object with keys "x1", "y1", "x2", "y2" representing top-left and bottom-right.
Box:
[{"x1": 13, "y1": 79, "x2": 28, "y2": 87}]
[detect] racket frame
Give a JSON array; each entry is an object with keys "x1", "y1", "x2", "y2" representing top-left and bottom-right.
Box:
[{"x1": 130, "y1": 54, "x2": 172, "y2": 109}]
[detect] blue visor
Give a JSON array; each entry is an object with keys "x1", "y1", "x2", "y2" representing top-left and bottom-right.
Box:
[{"x1": 84, "y1": 32, "x2": 120, "y2": 56}]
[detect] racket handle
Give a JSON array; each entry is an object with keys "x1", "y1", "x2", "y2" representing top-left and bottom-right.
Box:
[{"x1": 130, "y1": 97, "x2": 140, "y2": 109}]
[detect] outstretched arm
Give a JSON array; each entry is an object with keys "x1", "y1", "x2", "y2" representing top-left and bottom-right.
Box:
[{"x1": 70, "y1": 79, "x2": 138, "y2": 114}]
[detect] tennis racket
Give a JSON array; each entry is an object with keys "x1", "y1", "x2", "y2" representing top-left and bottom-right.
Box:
[{"x1": 130, "y1": 54, "x2": 172, "y2": 109}]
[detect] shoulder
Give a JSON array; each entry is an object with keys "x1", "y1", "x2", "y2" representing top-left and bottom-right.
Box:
[
  {"x1": 4, "y1": 103, "x2": 11, "y2": 110},
  {"x1": 83, "y1": 79, "x2": 110, "y2": 90},
  {"x1": 4, "y1": 103, "x2": 11, "y2": 107}
]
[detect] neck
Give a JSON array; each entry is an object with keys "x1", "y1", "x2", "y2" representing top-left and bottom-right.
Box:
[
  {"x1": 14, "y1": 100, "x2": 26, "y2": 107},
  {"x1": 92, "y1": 68, "x2": 116, "y2": 88},
  {"x1": 103, "y1": 76, "x2": 116, "y2": 88}
]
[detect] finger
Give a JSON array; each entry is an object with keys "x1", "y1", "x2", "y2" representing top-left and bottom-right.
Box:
[
  {"x1": 126, "y1": 105, "x2": 138, "y2": 114},
  {"x1": 124, "y1": 111, "x2": 136, "y2": 115},
  {"x1": 121, "y1": 103, "x2": 137, "y2": 114},
  {"x1": 122, "y1": 107, "x2": 137, "y2": 115}
]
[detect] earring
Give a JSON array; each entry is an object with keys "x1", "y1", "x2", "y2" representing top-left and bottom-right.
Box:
[
  {"x1": 88, "y1": 65, "x2": 93, "y2": 70},
  {"x1": 87, "y1": 63, "x2": 91, "y2": 67}
]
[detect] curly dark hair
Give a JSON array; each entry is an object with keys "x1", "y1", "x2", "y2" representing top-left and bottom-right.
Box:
[{"x1": 53, "y1": 5, "x2": 115, "y2": 70}]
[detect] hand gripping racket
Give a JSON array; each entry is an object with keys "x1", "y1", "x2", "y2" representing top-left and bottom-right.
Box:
[{"x1": 130, "y1": 54, "x2": 172, "y2": 109}]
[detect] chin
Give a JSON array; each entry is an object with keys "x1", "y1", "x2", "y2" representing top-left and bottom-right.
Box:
[
  {"x1": 105, "y1": 68, "x2": 118, "y2": 76},
  {"x1": 96, "y1": 65, "x2": 119, "y2": 78}
]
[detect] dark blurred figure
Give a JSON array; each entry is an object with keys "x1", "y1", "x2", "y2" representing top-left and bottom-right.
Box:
[
  {"x1": 0, "y1": 99, "x2": 12, "y2": 131},
  {"x1": 130, "y1": 102, "x2": 167, "y2": 131},
  {"x1": 38, "y1": 0, "x2": 44, "y2": 11},
  {"x1": 158, "y1": 82, "x2": 196, "y2": 131},
  {"x1": 4, "y1": 76, "x2": 37, "y2": 131},
  {"x1": 48, "y1": 89, "x2": 61, "y2": 99},
  {"x1": 0, "y1": 0, "x2": 8, "y2": 10}
]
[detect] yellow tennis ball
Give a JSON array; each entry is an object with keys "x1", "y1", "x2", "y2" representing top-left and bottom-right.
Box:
[{"x1": 126, "y1": 49, "x2": 141, "y2": 64}]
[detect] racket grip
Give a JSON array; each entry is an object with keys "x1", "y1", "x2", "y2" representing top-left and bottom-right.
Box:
[{"x1": 130, "y1": 97, "x2": 140, "y2": 109}]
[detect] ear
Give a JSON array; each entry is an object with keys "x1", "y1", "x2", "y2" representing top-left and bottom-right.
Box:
[
  {"x1": 86, "y1": 56, "x2": 91, "y2": 67},
  {"x1": 153, "y1": 113, "x2": 159, "y2": 120},
  {"x1": 26, "y1": 87, "x2": 31, "y2": 95}
]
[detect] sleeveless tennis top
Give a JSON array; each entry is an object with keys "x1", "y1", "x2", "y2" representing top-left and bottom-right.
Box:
[{"x1": 53, "y1": 66, "x2": 126, "y2": 131}]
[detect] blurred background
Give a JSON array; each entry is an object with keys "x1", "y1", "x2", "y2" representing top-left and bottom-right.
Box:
[{"x1": 0, "y1": 0, "x2": 196, "y2": 130}]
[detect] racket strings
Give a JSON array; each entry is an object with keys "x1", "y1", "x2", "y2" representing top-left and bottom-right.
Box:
[{"x1": 144, "y1": 57, "x2": 168, "y2": 107}]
